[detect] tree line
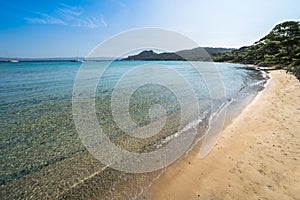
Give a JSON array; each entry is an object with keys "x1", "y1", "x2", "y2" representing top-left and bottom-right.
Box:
[{"x1": 212, "y1": 21, "x2": 300, "y2": 80}]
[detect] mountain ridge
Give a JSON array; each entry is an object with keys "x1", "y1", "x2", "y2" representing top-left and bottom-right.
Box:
[{"x1": 123, "y1": 47, "x2": 234, "y2": 61}]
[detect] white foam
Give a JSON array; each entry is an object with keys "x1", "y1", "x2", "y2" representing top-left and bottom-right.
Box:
[
  {"x1": 249, "y1": 80, "x2": 267, "y2": 87},
  {"x1": 159, "y1": 110, "x2": 210, "y2": 146}
]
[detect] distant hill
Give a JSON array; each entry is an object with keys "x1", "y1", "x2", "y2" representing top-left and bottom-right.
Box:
[
  {"x1": 212, "y1": 21, "x2": 300, "y2": 79},
  {"x1": 124, "y1": 47, "x2": 234, "y2": 61},
  {"x1": 124, "y1": 50, "x2": 183, "y2": 61}
]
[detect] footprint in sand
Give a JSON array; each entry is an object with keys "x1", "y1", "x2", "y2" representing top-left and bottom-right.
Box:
[
  {"x1": 266, "y1": 185, "x2": 275, "y2": 191},
  {"x1": 257, "y1": 163, "x2": 267, "y2": 176},
  {"x1": 257, "y1": 169, "x2": 267, "y2": 176},
  {"x1": 271, "y1": 171, "x2": 284, "y2": 184},
  {"x1": 236, "y1": 161, "x2": 244, "y2": 168}
]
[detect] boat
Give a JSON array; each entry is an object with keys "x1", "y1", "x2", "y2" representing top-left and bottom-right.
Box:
[
  {"x1": 9, "y1": 59, "x2": 19, "y2": 63},
  {"x1": 70, "y1": 59, "x2": 86, "y2": 62}
]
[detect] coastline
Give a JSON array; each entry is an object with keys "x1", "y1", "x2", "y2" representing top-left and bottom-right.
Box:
[{"x1": 140, "y1": 70, "x2": 300, "y2": 199}]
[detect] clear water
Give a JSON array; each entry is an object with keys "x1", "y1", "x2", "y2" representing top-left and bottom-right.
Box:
[{"x1": 0, "y1": 61, "x2": 266, "y2": 199}]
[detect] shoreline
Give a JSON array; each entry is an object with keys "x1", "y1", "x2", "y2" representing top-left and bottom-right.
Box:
[{"x1": 140, "y1": 70, "x2": 300, "y2": 199}]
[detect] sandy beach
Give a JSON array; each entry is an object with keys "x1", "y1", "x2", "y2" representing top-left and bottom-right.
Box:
[{"x1": 141, "y1": 70, "x2": 300, "y2": 199}]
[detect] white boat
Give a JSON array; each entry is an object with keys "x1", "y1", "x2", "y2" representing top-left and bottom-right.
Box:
[
  {"x1": 9, "y1": 59, "x2": 19, "y2": 63},
  {"x1": 70, "y1": 59, "x2": 85, "y2": 62}
]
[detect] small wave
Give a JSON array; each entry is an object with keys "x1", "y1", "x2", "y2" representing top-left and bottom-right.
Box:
[
  {"x1": 260, "y1": 70, "x2": 268, "y2": 79},
  {"x1": 249, "y1": 79, "x2": 267, "y2": 87},
  {"x1": 211, "y1": 98, "x2": 234, "y2": 119},
  {"x1": 157, "y1": 110, "x2": 210, "y2": 148}
]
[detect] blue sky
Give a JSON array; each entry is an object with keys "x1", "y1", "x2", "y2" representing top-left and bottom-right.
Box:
[{"x1": 0, "y1": 0, "x2": 299, "y2": 58}]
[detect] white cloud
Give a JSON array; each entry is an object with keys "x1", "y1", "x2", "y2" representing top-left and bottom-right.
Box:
[
  {"x1": 25, "y1": 12, "x2": 65, "y2": 25},
  {"x1": 25, "y1": 4, "x2": 107, "y2": 29},
  {"x1": 25, "y1": 17, "x2": 47, "y2": 24},
  {"x1": 100, "y1": 15, "x2": 107, "y2": 27},
  {"x1": 58, "y1": 4, "x2": 82, "y2": 18},
  {"x1": 72, "y1": 16, "x2": 107, "y2": 28}
]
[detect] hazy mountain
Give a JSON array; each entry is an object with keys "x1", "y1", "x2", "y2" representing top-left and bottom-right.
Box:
[{"x1": 124, "y1": 47, "x2": 234, "y2": 61}]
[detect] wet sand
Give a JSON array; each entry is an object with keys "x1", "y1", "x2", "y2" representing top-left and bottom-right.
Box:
[{"x1": 142, "y1": 70, "x2": 300, "y2": 199}]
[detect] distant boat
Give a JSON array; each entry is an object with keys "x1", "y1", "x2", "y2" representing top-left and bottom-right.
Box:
[
  {"x1": 70, "y1": 59, "x2": 86, "y2": 62},
  {"x1": 9, "y1": 59, "x2": 19, "y2": 63}
]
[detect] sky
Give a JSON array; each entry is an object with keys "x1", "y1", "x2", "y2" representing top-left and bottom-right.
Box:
[{"x1": 0, "y1": 0, "x2": 299, "y2": 58}]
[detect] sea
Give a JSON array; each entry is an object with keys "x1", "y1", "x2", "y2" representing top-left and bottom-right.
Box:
[{"x1": 0, "y1": 61, "x2": 267, "y2": 199}]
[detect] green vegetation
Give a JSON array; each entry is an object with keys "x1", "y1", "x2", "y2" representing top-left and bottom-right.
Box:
[{"x1": 212, "y1": 21, "x2": 300, "y2": 80}]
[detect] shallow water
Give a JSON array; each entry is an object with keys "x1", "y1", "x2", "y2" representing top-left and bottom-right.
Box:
[{"x1": 0, "y1": 61, "x2": 266, "y2": 199}]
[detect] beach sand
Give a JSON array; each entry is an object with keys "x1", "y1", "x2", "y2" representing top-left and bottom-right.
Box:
[{"x1": 140, "y1": 70, "x2": 300, "y2": 199}]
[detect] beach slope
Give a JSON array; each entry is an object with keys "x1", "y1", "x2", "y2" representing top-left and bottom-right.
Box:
[{"x1": 143, "y1": 70, "x2": 300, "y2": 199}]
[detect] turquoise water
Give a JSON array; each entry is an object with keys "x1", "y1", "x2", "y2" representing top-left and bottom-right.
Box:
[{"x1": 0, "y1": 61, "x2": 266, "y2": 199}]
